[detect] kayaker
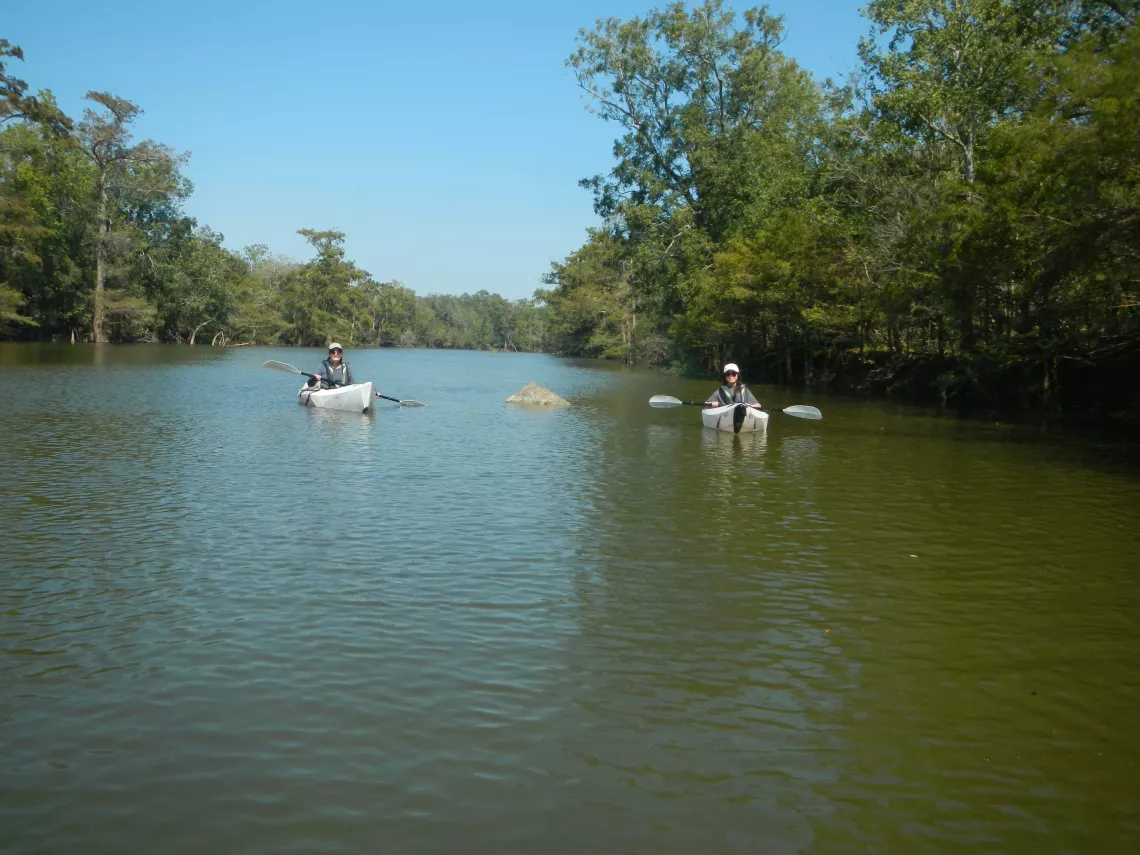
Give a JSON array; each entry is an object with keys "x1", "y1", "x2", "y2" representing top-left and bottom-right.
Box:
[
  {"x1": 306, "y1": 343, "x2": 354, "y2": 389},
  {"x1": 705, "y1": 363, "x2": 762, "y2": 408}
]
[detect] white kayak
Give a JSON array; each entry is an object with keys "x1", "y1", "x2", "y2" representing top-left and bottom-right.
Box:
[
  {"x1": 298, "y1": 381, "x2": 376, "y2": 413},
  {"x1": 702, "y1": 402, "x2": 769, "y2": 433}
]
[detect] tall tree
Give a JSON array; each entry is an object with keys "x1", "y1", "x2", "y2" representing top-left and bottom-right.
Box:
[
  {"x1": 568, "y1": 0, "x2": 820, "y2": 240},
  {"x1": 0, "y1": 40, "x2": 71, "y2": 133},
  {"x1": 75, "y1": 92, "x2": 185, "y2": 342},
  {"x1": 155, "y1": 226, "x2": 244, "y2": 343},
  {"x1": 859, "y1": 0, "x2": 1073, "y2": 185},
  {"x1": 281, "y1": 229, "x2": 372, "y2": 346},
  {"x1": 0, "y1": 121, "x2": 95, "y2": 338}
]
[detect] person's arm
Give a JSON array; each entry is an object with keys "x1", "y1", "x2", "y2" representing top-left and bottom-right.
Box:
[
  {"x1": 744, "y1": 386, "x2": 761, "y2": 407},
  {"x1": 345, "y1": 364, "x2": 354, "y2": 385}
]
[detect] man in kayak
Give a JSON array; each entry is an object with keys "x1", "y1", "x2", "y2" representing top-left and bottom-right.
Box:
[
  {"x1": 705, "y1": 363, "x2": 762, "y2": 408},
  {"x1": 305, "y1": 343, "x2": 354, "y2": 389}
]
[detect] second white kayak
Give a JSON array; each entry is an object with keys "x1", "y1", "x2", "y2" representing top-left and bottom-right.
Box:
[
  {"x1": 298, "y1": 381, "x2": 376, "y2": 413},
  {"x1": 701, "y1": 402, "x2": 769, "y2": 433}
]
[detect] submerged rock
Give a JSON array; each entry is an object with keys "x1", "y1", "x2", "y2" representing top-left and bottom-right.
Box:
[{"x1": 505, "y1": 382, "x2": 570, "y2": 406}]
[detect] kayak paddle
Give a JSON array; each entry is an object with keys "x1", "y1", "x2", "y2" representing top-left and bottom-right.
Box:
[
  {"x1": 649, "y1": 395, "x2": 822, "y2": 420},
  {"x1": 262, "y1": 360, "x2": 426, "y2": 406},
  {"x1": 374, "y1": 392, "x2": 427, "y2": 407},
  {"x1": 263, "y1": 359, "x2": 319, "y2": 382}
]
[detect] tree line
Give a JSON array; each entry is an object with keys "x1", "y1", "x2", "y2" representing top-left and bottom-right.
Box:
[
  {"x1": 5, "y1": 2, "x2": 1138, "y2": 416},
  {"x1": 539, "y1": 1, "x2": 1139, "y2": 415},
  {"x1": 0, "y1": 40, "x2": 547, "y2": 351}
]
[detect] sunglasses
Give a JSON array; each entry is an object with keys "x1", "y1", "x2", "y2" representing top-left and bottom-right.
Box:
[
  {"x1": 724, "y1": 371, "x2": 738, "y2": 376},
  {"x1": 329, "y1": 350, "x2": 342, "y2": 355}
]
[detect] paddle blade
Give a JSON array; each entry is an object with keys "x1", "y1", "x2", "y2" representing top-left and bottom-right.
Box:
[
  {"x1": 649, "y1": 395, "x2": 683, "y2": 408},
  {"x1": 263, "y1": 360, "x2": 302, "y2": 375},
  {"x1": 376, "y1": 393, "x2": 427, "y2": 407},
  {"x1": 781, "y1": 405, "x2": 822, "y2": 420}
]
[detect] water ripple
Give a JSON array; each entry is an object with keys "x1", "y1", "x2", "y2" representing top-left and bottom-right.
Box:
[{"x1": 0, "y1": 346, "x2": 1137, "y2": 854}]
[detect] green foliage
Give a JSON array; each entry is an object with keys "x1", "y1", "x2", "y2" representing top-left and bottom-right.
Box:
[
  {"x1": 0, "y1": 120, "x2": 95, "y2": 336},
  {"x1": 74, "y1": 91, "x2": 189, "y2": 342},
  {"x1": 859, "y1": 0, "x2": 1073, "y2": 183},
  {"x1": 0, "y1": 42, "x2": 546, "y2": 351},
  {"x1": 545, "y1": 0, "x2": 1140, "y2": 414},
  {"x1": 0, "y1": 282, "x2": 35, "y2": 329},
  {"x1": 568, "y1": 0, "x2": 819, "y2": 238},
  {"x1": 1, "y1": 40, "x2": 71, "y2": 133}
]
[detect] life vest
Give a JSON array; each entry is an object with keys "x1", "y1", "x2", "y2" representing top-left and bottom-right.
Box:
[
  {"x1": 322, "y1": 359, "x2": 350, "y2": 388},
  {"x1": 717, "y1": 383, "x2": 751, "y2": 405}
]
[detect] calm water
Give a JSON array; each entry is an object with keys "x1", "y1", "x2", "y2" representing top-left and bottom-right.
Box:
[{"x1": 1, "y1": 344, "x2": 1138, "y2": 854}]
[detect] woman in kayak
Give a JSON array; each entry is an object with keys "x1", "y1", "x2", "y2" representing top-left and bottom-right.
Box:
[
  {"x1": 705, "y1": 363, "x2": 762, "y2": 408},
  {"x1": 305, "y1": 343, "x2": 354, "y2": 389}
]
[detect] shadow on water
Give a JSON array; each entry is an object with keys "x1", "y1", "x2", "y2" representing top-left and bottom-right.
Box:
[{"x1": 0, "y1": 342, "x2": 232, "y2": 368}]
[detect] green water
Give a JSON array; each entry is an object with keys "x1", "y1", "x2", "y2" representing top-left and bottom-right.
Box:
[{"x1": 1, "y1": 344, "x2": 1137, "y2": 854}]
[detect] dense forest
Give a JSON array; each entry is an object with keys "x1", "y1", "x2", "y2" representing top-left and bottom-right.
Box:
[
  {"x1": 539, "y1": 0, "x2": 1139, "y2": 416},
  {"x1": 0, "y1": 40, "x2": 547, "y2": 351},
  {"x1": 4, "y1": 0, "x2": 1139, "y2": 417}
]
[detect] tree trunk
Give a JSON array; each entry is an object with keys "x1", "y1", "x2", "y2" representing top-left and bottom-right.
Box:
[
  {"x1": 92, "y1": 175, "x2": 109, "y2": 343},
  {"x1": 803, "y1": 326, "x2": 812, "y2": 387},
  {"x1": 630, "y1": 306, "x2": 637, "y2": 365},
  {"x1": 957, "y1": 286, "x2": 977, "y2": 352},
  {"x1": 189, "y1": 322, "x2": 208, "y2": 345}
]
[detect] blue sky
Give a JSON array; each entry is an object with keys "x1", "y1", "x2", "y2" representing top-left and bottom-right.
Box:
[{"x1": 7, "y1": 0, "x2": 868, "y2": 299}]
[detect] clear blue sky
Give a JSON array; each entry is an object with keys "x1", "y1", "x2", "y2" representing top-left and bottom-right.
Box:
[{"x1": 7, "y1": 0, "x2": 868, "y2": 299}]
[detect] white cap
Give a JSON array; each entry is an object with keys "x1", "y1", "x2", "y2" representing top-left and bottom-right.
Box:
[
  {"x1": 723, "y1": 363, "x2": 740, "y2": 374},
  {"x1": 328, "y1": 342, "x2": 343, "y2": 351}
]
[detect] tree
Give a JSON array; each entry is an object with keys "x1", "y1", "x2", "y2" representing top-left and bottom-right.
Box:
[
  {"x1": 0, "y1": 120, "x2": 95, "y2": 338},
  {"x1": 227, "y1": 249, "x2": 296, "y2": 344},
  {"x1": 281, "y1": 229, "x2": 372, "y2": 346},
  {"x1": 0, "y1": 283, "x2": 33, "y2": 331},
  {"x1": 568, "y1": 0, "x2": 820, "y2": 239},
  {"x1": 0, "y1": 40, "x2": 71, "y2": 133},
  {"x1": 158, "y1": 226, "x2": 243, "y2": 343},
  {"x1": 859, "y1": 0, "x2": 1073, "y2": 185},
  {"x1": 76, "y1": 92, "x2": 185, "y2": 342},
  {"x1": 367, "y1": 280, "x2": 418, "y2": 346},
  {"x1": 559, "y1": 2, "x2": 829, "y2": 372}
]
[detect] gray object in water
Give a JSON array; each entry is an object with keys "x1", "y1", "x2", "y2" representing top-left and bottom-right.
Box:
[{"x1": 505, "y1": 382, "x2": 570, "y2": 406}]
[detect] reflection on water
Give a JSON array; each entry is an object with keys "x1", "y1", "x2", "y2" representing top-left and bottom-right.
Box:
[
  {"x1": 304, "y1": 405, "x2": 380, "y2": 446},
  {"x1": 1, "y1": 345, "x2": 1139, "y2": 854},
  {"x1": 699, "y1": 422, "x2": 770, "y2": 462},
  {"x1": 559, "y1": 398, "x2": 843, "y2": 853}
]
